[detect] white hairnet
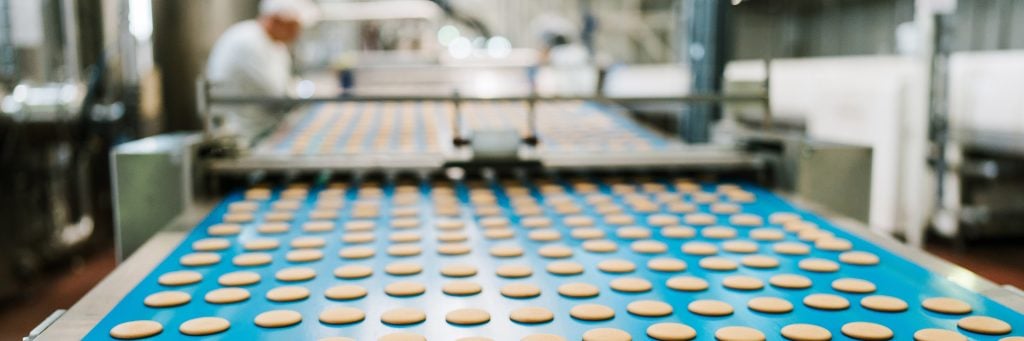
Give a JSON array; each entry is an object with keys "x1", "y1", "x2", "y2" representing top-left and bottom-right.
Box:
[{"x1": 260, "y1": 0, "x2": 320, "y2": 27}]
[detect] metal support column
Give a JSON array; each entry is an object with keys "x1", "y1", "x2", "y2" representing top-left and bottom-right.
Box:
[{"x1": 680, "y1": 0, "x2": 728, "y2": 143}]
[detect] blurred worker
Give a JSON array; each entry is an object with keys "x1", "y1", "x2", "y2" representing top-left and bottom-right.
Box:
[{"x1": 205, "y1": 0, "x2": 319, "y2": 145}]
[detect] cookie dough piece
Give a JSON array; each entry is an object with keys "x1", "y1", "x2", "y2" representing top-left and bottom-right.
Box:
[
  {"x1": 385, "y1": 281, "x2": 426, "y2": 297},
  {"x1": 722, "y1": 276, "x2": 764, "y2": 290},
  {"x1": 319, "y1": 307, "x2": 365, "y2": 325},
  {"x1": 436, "y1": 219, "x2": 465, "y2": 230},
  {"x1": 683, "y1": 213, "x2": 716, "y2": 226},
  {"x1": 730, "y1": 214, "x2": 763, "y2": 227},
  {"x1": 180, "y1": 253, "x2": 221, "y2": 267},
  {"x1": 570, "y1": 228, "x2": 605, "y2": 240},
  {"x1": 841, "y1": 322, "x2": 894, "y2": 340},
  {"x1": 627, "y1": 300, "x2": 673, "y2": 317},
  {"x1": 598, "y1": 259, "x2": 636, "y2": 273},
  {"x1": 143, "y1": 291, "x2": 191, "y2": 307},
  {"x1": 437, "y1": 243, "x2": 472, "y2": 255},
  {"x1": 839, "y1": 251, "x2": 880, "y2": 265},
  {"x1": 780, "y1": 324, "x2": 831, "y2": 341},
  {"x1": 647, "y1": 214, "x2": 680, "y2": 227},
  {"x1": 803, "y1": 294, "x2": 850, "y2": 310},
  {"x1": 442, "y1": 281, "x2": 482, "y2": 296},
  {"x1": 769, "y1": 274, "x2": 813, "y2": 289},
  {"x1": 179, "y1": 317, "x2": 230, "y2": 336},
  {"x1": 715, "y1": 327, "x2": 765, "y2": 341},
  {"x1": 490, "y1": 245, "x2": 524, "y2": 258},
  {"x1": 662, "y1": 226, "x2": 696, "y2": 239},
  {"x1": 646, "y1": 322, "x2": 697, "y2": 341},
  {"x1": 223, "y1": 212, "x2": 254, "y2": 223},
  {"x1": 338, "y1": 246, "x2": 375, "y2": 259},
  {"x1": 291, "y1": 236, "x2": 326, "y2": 249},
  {"x1": 254, "y1": 310, "x2": 302, "y2": 328},
  {"x1": 496, "y1": 264, "x2": 533, "y2": 278},
  {"x1": 537, "y1": 244, "x2": 573, "y2": 258},
  {"x1": 158, "y1": 271, "x2": 202, "y2": 286},
  {"x1": 616, "y1": 226, "x2": 652, "y2": 240},
  {"x1": 570, "y1": 303, "x2": 615, "y2": 321},
  {"x1": 860, "y1": 295, "x2": 908, "y2": 312},
  {"x1": 702, "y1": 226, "x2": 737, "y2": 239},
  {"x1": 437, "y1": 231, "x2": 468, "y2": 242},
  {"x1": 582, "y1": 239, "x2": 618, "y2": 253},
  {"x1": 832, "y1": 278, "x2": 876, "y2": 293},
  {"x1": 773, "y1": 242, "x2": 811, "y2": 255},
  {"x1": 611, "y1": 277, "x2": 653, "y2": 293},
  {"x1": 446, "y1": 308, "x2": 490, "y2": 325},
  {"x1": 192, "y1": 238, "x2": 230, "y2": 251},
  {"x1": 440, "y1": 263, "x2": 477, "y2": 277},
  {"x1": 275, "y1": 267, "x2": 317, "y2": 282},
  {"x1": 232, "y1": 253, "x2": 272, "y2": 267},
  {"x1": 583, "y1": 328, "x2": 631, "y2": 341},
  {"x1": 501, "y1": 283, "x2": 541, "y2": 298},
  {"x1": 509, "y1": 306, "x2": 554, "y2": 324},
  {"x1": 741, "y1": 255, "x2": 780, "y2": 269},
  {"x1": 109, "y1": 320, "x2": 163, "y2": 339},
  {"x1": 648, "y1": 258, "x2": 687, "y2": 272},
  {"x1": 632, "y1": 240, "x2": 668, "y2": 254},
  {"x1": 389, "y1": 231, "x2": 421, "y2": 243},
  {"x1": 913, "y1": 329, "x2": 966, "y2": 341},
  {"x1": 681, "y1": 241, "x2": 718, "y2": 256},
  {"x1": 722, "y1": 240, "x2": 758, "y2": 253},
  {"x1": 749, "y1": 228, "x2": 785, "y2": 241},
  {"x1": 333, "y1": 265, "x2": 373, "y2": 279},
  {"x1": 266, "y1": 286, "x2": 310, "y2": 302},
  {"x1": 381, "y1": 307, "x2": 426, "y2": 325},
  {"x1": 798, "y1": 258, "x2": 839, "y2": 273},
  {"x1": 604, "y1": 214, "x2": 635, "y2": 226},
  {"x1": 747, "y1": 297, "x2": 793, "y2": 314},
  {"x1": 688, "y1": 299, "x2": 733, "y2": 316},
  {"x1": 922, "y1": 297, "x2": 972, "y2": 314},
  {"x1": 483, "y1": 228, "x2": 515, "y2": 239},
  {"x1": 257, "y1": 222, "x2": 289, "y2": 234},
  {"x1": 344, "y1": 220, "x2": 375, "y2": 231},
  {"x1": 324, "y1": 284, "x2": 367, "y2": 300},
  {"x1": 547, "y1": 261, "x2": 584, "y2": 275},
  {"x1": 957, "y1": 316, "x2": 1012, "y2": 335},
  {"x1": 559, "y1": 282, "x2": 599, "y2": 298},
  {"x1": 302, "y1": 221, "x2": 335, "y2": 233},
  {"x1": 667, "y1": 276, "x2": 709, "y2": 292},
  {"x1": 699, "y1": 257, "x2": 738, "y2": 271},
  {"x1": 385, "y1": 262, "x2": 423, "y2": 276},
  {"x1": 711, "y1": 203, "x2": 740, "y2": 214},
  {"x1": 205, "y1": 287, "x2": 250, "y2": 304},
  {"x1": 387, "y1": 244, "x2": 422, "y2": 257},
  {"x1": 816, "y1": 238, "x2": 852, "y2": 251}
]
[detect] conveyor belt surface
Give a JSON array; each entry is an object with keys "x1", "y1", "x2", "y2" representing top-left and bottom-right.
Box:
[{"x1": 85, "y1": 176, "x2": 1023, "y2": 340}]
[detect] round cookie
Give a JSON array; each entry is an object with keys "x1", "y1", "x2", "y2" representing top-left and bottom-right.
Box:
[
  {"x1": 266, "y1": 286, "x2": 310, "y2": 302},
  {"x1": 583, "y1": 240, "x2": 618, "y2": 253},
  {"x1": 537, "y1": 245, "x2": 573, "y2": 258},
  {"x1": 747, "y1": 297, "x2": 793, "y2": 314},
  {"x1": 798, "y1": 258, "x2": 839, "y2": 273},
  {"x1": 559, "y1": 282, "x2": 600, "y2": 298},
  {"x1": 158, "y1": 271, "x2": 202, "y2": 286},
  {"x1": 446, "y1": 308, "x2": 490, "y2": 325},
  {"x1": 741, "y1": 255, "x2": 780, "y2": 269},
  {"x1": 860, "y1": 295, "x2": 908, "y2": 312},
  {"x1": 769, "y1": 274, "x2": 812, "y2": 289},
  {"x1": 179, "y1": 317, "x2": 230, "y2": 336},
  {"x1": 496, "y1": 264, "x2": 533, "y2": 278},
  {"x1": 699, "y1": 257, "x2": 738, "y2": 271},
  {"x1": 385, "y1": 262, "x2": 423, "y2": 276},
  {"x1": 180, "y1": 253, "x2": 221, "y2": 267},
  {"x1": 254, "y1": 310, "x2": 302, "y2": 328},
  {"x1": 841, "y1": 322, "x2": 893, "y2": 340},
  {"x1": 243, "y1": 238, "x2": 280, "y2": 251},
  {"x1": 109, "y1": 320, "x2": 163, "y2": 339},
  {"x1": 648, "y1": 258, "x2": 687, "y2": 272},
  {"x1": 681, "y1": 241, "x2": 718, "y2": 256},
  {"x1": 319, "y1": 307, "x2": 365, "y2": 325},
  {"x1": 662, "y1": 226, "x2": 696, "y2": 239},
  {"x1": 627, "y1": 300, "x2": 673, "y2": 317},
  {"x1": 338, "y1": 246, "x2": 375, "y2": 259},
  {"x1": 780, "y1": 323, "x2": 831, "y2": 341},
  {"x1": 688, "y1": 299, "x2": 733, "y2": 316},
  {"x1": 632, "y1": 240, "x2": 668, "y2": 254},
  {"x1": 922, "y1": 297, "x2": 972, "y2": 314},
  {"x1": 205, "y1": 287, "x2": 250, "y2": 304},
  {"x1": 501, "y1": 283, "x2": 541, "y2": 298},
  {"x1": 570, "y1": 304, "x2": 615, "y2": 321},
  {"x1": 333, "y1": 265, "x2": 373, "y2": 279},
  {"x1": 611, "y1": 277, "x2": 653, "y2": 293},
  {"x1": 219, "y1": 271, "x2": 261, "y2": 286},
  {"x1": 381, "y1": 307, "x2": 426, "y2": 325},
  {"x1": 582, "y1": 328, "x2": 631, "y2": 341},
  {"x1": 803, "y1": 294, "x2": 850, "y2": 310},
  {"x1": 547, "y1": 261, "x2": 584, "y2": 275},
  {"x1": 957, "y1": 316, "x2": 1012, "y2": 335},
  {"x1": 666, "y1": 276, "x2": 709, "y2": 292},
  {"x1": 232, "y1": 253, "x2": 271, "y2": 267},
  {"x1": 143, "y1": 291, "x2": 191, "y2": 308},
  {"x1": 832, "y1": 278, "x2": 876, "y2": 293},
  {"x1": 722, "y1": 240, "x2": 758, "y2": 253},
  {"x1": 647, "y1": 322, "x2": 697, "y2": 341},
  {"x1": 510, "y1": 306, "x2": 554, "y2": 324},
  {"x1": 387, "y1": 244, "x2": 422, "y2": 257},
  {"x1": 324, "y1": 284, "x2": 367, "y2": 300},
  {"x1": 490, "y1": 245, "x2": 524, "y2": 258},
  {"x1": 193, "y1": 238, "x2": 230, "y2": 251},
  {"x1": 385, "y1": 281, "x2": 426, "y2": 297},
  {"x1": 840, "y1": 251, "x2": 880, "y2": 265},
  {"x1": 440, "y1": 263, "x2": 477, "y2": 277},
  {"x1": 773, "y1": 242, "x2": 810, "y2": 255},
  {"x1": 598, "y1": 259, "x2": 636, "y2": 273},
  {"x1": 442, "y1": 281, "x2": 482, "y2": 296},
  {"x1": 913, "y1": 329, "x2": 966, "y2": 341},
  {"x1": 722, "y1": 276, "x2": 764, "y2": 290},
  {"x1": 275, "y1": 267, "x2": 316, "y2": 282},
  {"x1": 715, "y1": 326, "x2": 765, "y2": 341}
]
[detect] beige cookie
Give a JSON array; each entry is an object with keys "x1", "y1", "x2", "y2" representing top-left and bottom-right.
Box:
[
  {"x1": 715, "y1": 326, "x2": 765, "y2": 341},
  {"x1": 158, "y1": 271, "x2": 202, "y2": 286},
  {"x1": 496, "y1": 264, "x2": 533, "y2": 278},
  {"x1": 839, "y1": 251, "x2": 880, "y2": 265},
  {"x1": 254, "y1": 309, "x2": 302, "y2": 328},
  {"x1": 681, "y1": 241, "x2": 718, "y2": 256},
  {"x1": 780, "y1": 323, "x2": 831, "y2": 341},
  {"x1": 570, "y1": 303, "x2": 615, "y2": 321},
  {"x1": 232, "y1": 253, "x2": 272, "y2": 267},
  {"x1": 773, "y1": 242, "x2": 810, "y2": 255},
  {"x1": 319, "y1": 307, "x2": 365, "y2": 325},
  {"x1": 276, "y1": 267, "x2": 316, "y2": 282},
  {"x1": 179, "y1": 317, "x2": 230, "y2": 336},
  {"x1": 583, "y1": 328, "x2": 631, "y2": 341},
  {"x1": 583, "y1": 239, "x2": 618, "y2": 253},
  {"x1": 666, "y1": 276, "x2": 709, "y2": 292},
  {"x1": 598, "y1": 259, "x2": 636, "y2": 273},
  {"x1": 798, "y1": 258, "x2": 839, "y2": 273},
  {"x1": 440, "y1": 263, "x2": 477, "y2": 277},
  {"x1": 291, "y1": 236, "x2": 326, "y2": 249},
  {"x1": 627, "y1": 300, "x2": 673, "y2": 317},
  {"x1": 816, "y1": 238, "x2": 852, "y2": 251},
  {"x1": 702, "y1": 226, "x2": 737, "y2": 239},
  {"x1": 913, "y1": 329, "x2": 967, "y2": 341},
  {"x1": 446, "y1": 308, "x2": 490, "y2": 325},
  {"x1": 646, "y1": 322, "x2": 697, "y2": 341},
  {"x1": 385, "y1": 281, "x2": 426, "y2": 297},
  {"x1": 509, "y1": 306, "x2": 554, "y2": 324},
  {"x1": 333, "y1": 265, "x2": 373, "y2": 279},
  {"x1": 699, "y1": 257, "x2": 738, "y2": 271},
  {"x1": 109, "y1": 320, "x2": 163, "y2": 339},
  {"x1": 442, "y1": 281, "x2": 482, "y2": 296},
  {"x1": 338, "y1": 246, "x2": 375, "y2": 259},
  {"x1": 747, "y1": 297, "x2": 793, "y2": 314},
  {"x1": 832, "y1": 278, "x2": 876, "y2": 293},
  {"x1": 632, "y1": 240, "x2": 668, "y2": 254},
  {"x1": 684, "y1": 213, "x2": 716, "y2": 225},
  {"x1": 180, "y1": 253, "x2": 221, "y2": 267},
  {"x1": 324, "y1": 284, "x2": 367, "y2": 300},
  {"x1": 547, "y1": 261, "x2": 584, "y2": 275},
  {"x1": 841, "y1": 322, "x2": 893, "y2": 340},
  {"x1": 257, "y1": 222, "x2": 289, "y2": 234},
  {"x1": 538, "y1": 244, "x2": 573, "y2": 258},
  {"x1": 558, "y1": 282, "x2": 599, "y2": 298},
  {"x1": 380, "y1": 307, "x2": 426, "y2": 325},
  {"x1": 385, "y1": 262, "x2": 423, "y2": 276},
  {"x1": 143, "y1": 291, "x2": 191, "y2": 308},
  {"x1": 205, "y1": 287, "x2": 250, "y2": 304},
  {"x1": 741, "y1": 255, "x2": 779, "y2": 269},
  {"x1": 803, "y1": 294, "x2": 850, "y2": 310},
  {"x1": 922, "y1": 297, "x2": 972, "y2": 314},
  {"x1": 483, "y1": 228, "x2": 515, "y2": 239},
  {"x1": 193, "y1": 238, "x2": 230, "y2": 251},
  {"x1": 387, "y1": 244, "x2": 422, "y2": 257},
  {"x1": 662, "y1": 226, "x2": 696, "y2": 239},
  {"x1": 749, "y1": 228, "x2": 785, "y2": 241},
  {"x1": 957, "y1": 316, "x2": 1012, "y2": 335},
  {"x1": 490, "y1": 245, "x2": 524, "y2": 257},
  {"x1": 341, "y1": 232, "x2": 374, "y2": 244},
  {"x1": 648, "y1": 258, "x2": 687, "y2": 272},
  {"x1": 501, "y1": 283, "x2": 541, "y2": 298},
  {"x1": 860, "y1": 295, "x2": 908, "y2": 312},
  {"x1": 769, "y1": 274, "x2": 813, "y2": 289},
  {"x1": 722, "y1": 275, "x2": 764, "y2": 290},
  {"x1": 266, "y1": 286, "x2": 310, "y2": 302},
  {"x1": 688, "y1": 299, "x2": 733, "y2": 316}
]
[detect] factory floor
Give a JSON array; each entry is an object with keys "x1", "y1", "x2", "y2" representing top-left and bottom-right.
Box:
[{"x1": 0, "y1": 238, "x2": 1022, "y2": 340}]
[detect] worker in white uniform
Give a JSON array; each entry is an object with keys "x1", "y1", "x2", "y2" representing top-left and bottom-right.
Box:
[{"x1": 205, "y1": 0, "x2": 318, "y2": 145}]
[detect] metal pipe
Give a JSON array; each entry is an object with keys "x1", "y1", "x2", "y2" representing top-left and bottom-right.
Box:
[{"x1": 205, "y1": 94, "x2": 768, "y2": 106}]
